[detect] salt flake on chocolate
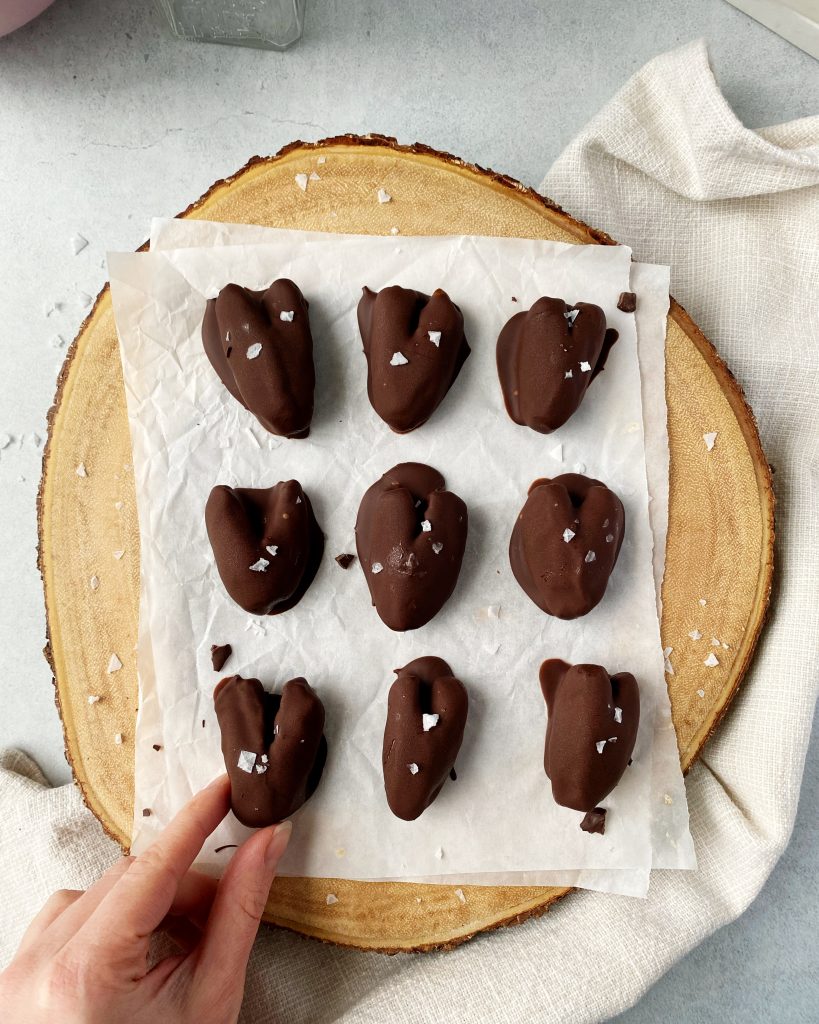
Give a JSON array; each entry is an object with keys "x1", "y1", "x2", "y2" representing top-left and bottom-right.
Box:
[
  {"x1": 246, "y1": 343, "x2": 262, "y2": 360},
  {"x1": 421, "y1": 520, "x2": 432, "y2": 532},
  {"x1": 422, "y1": 713, "x2": 440, "y2": 731},
  {"x1": 614, "y1": 706, "x2": 623, "y2": 723},
  {"x1": 605, "y1": 533, "x2": 614, "y2": 543},
  {"x1": 371, "y1": 562, "x2": 383, "y2": 574},
  {"x1": 237, "y1": 750, "x2": 256, "y2": 773},
  {"x1": 432, "y1": 541, "x2": 443, "y2": 554},
  {"x1": 428, "y1": 330, "x2": 442, "y2": 346},
  {"x1": 249, "y1": 558, "x2": 270, "y2": 572},
  {"x1": 265, "y1": 545, "x2": 278, "y2": 556},
  {"x1": 703, "y1": 432, "x2": 718, "y2": 451},
  {"x1": 390, "y1": 351, "x2": 408, "y2": 366},
  {"x1": 579, "y1": 361, "x2": 592, "y2": 372},
  {"x1": 595, "y1": 740, "x2": 606, "y2": 754},
  {"x1": 564, "y1": 309, "x2": 579, "y2": 325},
  {"x1": 280, "y1": 310, "x2": 295, "y2": 322},
  {"x1": 407, "y1": 762, "x2": 420, "y2": 775},
  {"x1": 564, "y1": 369, "x2": 573, "y2": 379},
  {"x1": 255, "y1": 763, "x2": 267, "y2": 774},
  {"x1": 562, "y1": 528, "x2": 575, "y2": 543},
  {"x1": 584, "y1": 550, "x2": 596, "y2": 563}
]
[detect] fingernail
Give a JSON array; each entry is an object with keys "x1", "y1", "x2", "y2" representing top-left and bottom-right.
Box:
[{"x1": 264, "y1": 820, "x2": 292, "y2": 869}]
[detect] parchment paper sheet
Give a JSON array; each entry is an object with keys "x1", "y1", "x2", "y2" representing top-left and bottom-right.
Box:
[{"x1": 109, "y1": 227, "x2": 694, "y2": 896}]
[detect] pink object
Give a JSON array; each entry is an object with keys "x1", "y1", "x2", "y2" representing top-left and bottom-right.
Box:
[{"x1": 0, "y1": 0, "x2": 56, "y2": 38}]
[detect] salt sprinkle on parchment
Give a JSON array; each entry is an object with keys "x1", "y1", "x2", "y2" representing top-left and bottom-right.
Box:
[
  {"x1": 421, "y1": 520, "x2": 432, "y2": 532},
  {"x1": 551, "y1": 444, "x2": 563, "y2": 461}
]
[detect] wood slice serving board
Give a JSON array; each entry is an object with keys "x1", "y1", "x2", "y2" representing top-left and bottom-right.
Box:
[{"x1": 38, "y1": 136, "x2": 774, "y2": 953}]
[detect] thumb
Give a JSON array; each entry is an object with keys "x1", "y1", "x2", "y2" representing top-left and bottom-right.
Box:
[{"x1": 194, "y1": 822, "x2": 291, "y2": 1002}]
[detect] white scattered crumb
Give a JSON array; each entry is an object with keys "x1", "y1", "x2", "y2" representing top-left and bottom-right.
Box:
[
  {"x1": 688, "y1": 629, "x2": 702, "y2": 641},
  {"x1": 432, "y1": 541, "x2": 443, "y2": 554},
  {"x1": 422, "y1": 713, "x2": 440, "y2": 732},
  {"x1": 407, "y1": 763, "x2": 420, "y2": 775},
  {"x1": 390, "y1": 226, "x2": 400, "y2": 235},
  {"x1": 308, "y1": 171, "x2": 320, "y2": 181},
  {"x1": 699, "y1": 598, "x2": 707, "y2": 606},
  {"x1": 596, "y1": 740, "x2": 606, "y2": 754},
  {"x1": 614, "y1": 707, "x2": 623, "y2": 723},
  {"x1": 246, "y1": 343, "x2": 262, "y2": 360},
  {"x1": 107, "y1": 653, "x2": 122, "y2": 674},
  {"x1": 564, "y1": 309, "x2": 579, "y2": 325},
  {"x1": 280, "y1": 310, "x2": 295, "y2": 322},
  {"x1": 564, "y1": 369, "x2": 573, "y2": 379},
  {"x1": 70, "y1": 234, "x2": 88, "y2": 255},
  {"x1": 113, "y1": 549, "x2": 125, "y2": 560},
  {"x1": 435, "y1": 847, "x2": 444, "y2": 859},
  {"x1": 390, "y1": 351, "x2": 408, "y2": 366},
  {"x1": 87, "y1": 694, "x2": 100, "y2": 704},
  {"x1": 114, "y1": 733, "x2": 123, "y2": 745},
  {"x1": 317, "y1": 155, "x2": 326, "y2": 165},
  {"x1": 454, "y1": 889, "x2": 466, "y2": 904},
  {"x1": 249, "y1": 558, "x2": 270, "y2": 572},
  {"x1": 663, "y1": 794, "x2": 673, "y2": 806},
  {"x1": 551, "y1": 443, "x2": 563, "y2": 461},
  {"x1": 326, "y1": 893, "x2": 338, "y2": 905},
  {"x1": 237, "y1": 750, "x2": 256, "y2": 773},
  {"x1": 697, "y1": 688, "x2": 705, "y2": 698},
  {"x1": 428, "y1": 330, "x2": 442, "y2": 346},
  {"x1": 255, "y1": 764, "x2": 267, "y2": 774},
  {"x1": 415, "y1": 896, "x2": 422, "y2": 904},
  {"x1": 261, "y1": 754, "x2": 268, "y2": 763},
  {"x1": 562, "y1": 528, "x2": 575, "y2": 543},
  {"x1": 703, "y1": 432, "x2": 717, "y2": 451},
  {"x1": 266, "y1": 545, "x2": 278, "y2": 556},
  {"x1": 711, "y1": 637, "x2": 721, "y2": 647},
  {"x1": 585, "y1": 551, "x2": 596, "y2": 563},
  {"x1": 421, "y1": 520, "x2": 432, "y2": 532},
  {"x1": 371, "y1": 562, "x2": 383, "y2": 574},
  {"x1": 295, "y1": 495, "x2": 301, "y2": 503},
  {"x1": 75, "y1": 462, "x2": 87, "y2": 478},
  {"x1": 377, "y1": 188, "x2": 392, "y2": 204},
  {"x1": 89, "y1": 575, "x2": 99, "y2": 591},
  {"x1": 704, "y1": 652, "x2": 719, "y2": 668},
  {"x1": 295, "y1": 173, "x2": 309, "y2": 192},
  {"x1": 605, "y1": 533, "x2": 615, "y2": 543},
  {"x1": 580, "y1": 360, "x2": 592, "y2": 372}
]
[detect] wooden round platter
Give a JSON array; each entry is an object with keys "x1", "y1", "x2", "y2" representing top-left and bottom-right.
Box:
[{"x1": 38, "y1": 135, "x2": 774, "y2": 953}]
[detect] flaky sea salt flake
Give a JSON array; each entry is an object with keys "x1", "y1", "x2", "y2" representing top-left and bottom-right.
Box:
[
  {"x1": 266, "y1": 545, "x2": 278, "y2": 556},
  {"x1": 107, "y1": 653, "x2": 122, "y2": 674},
  {"x1": 614, "y1": 706, "x2": 623, "y2": 723},
  {"x1": 407, "y1": 762, "x2": 419, "y2": 775},
  {"x1": 584, "y1": 550, "x2": 596, "y2": 563},
  {"x1": 390, "y1": 351, "x2": 408, "y2": 366},
  {"x1": 551, "y1": 443, "x2": 563, "y2": 461},
  {"x1": 76, "y1": 463, "x2": 87, "y2": 478},
  {"x1": 422, "y1": 714, "x2": 439, "y2": 732},
  {"x1": 308, "y1": 171, "x2": 320, "y2": 181},
  {"x1": 390, "y1": 226, "x2": 400, "y2": 235},
  {"x1": 428, "y1": 330, "x2": 442, "y2": 346},
  {"x1": 688, "y1": 630, "x2": 702, "y2": 641},
  {"x1": 326, "y1": 893, "x2": 338, "y2": 905},
  {"x1": 595, "y1": 740, "x2": 606, "y2": 754},
  {"x1": 237, "y1": 750, "x2": 256, "y2": 773},
  {"x1": 562, "y1": 528, "x2": 575, "y2": 543},
  {"x1": 703, "y1": 432, "x2": 717, "y2": 451},
  {"x1": 246, "y1": 343, "x2": 262, "y2": 360},
  {"x1": 704, "y1": 653, "x2": 719, "y2": 668},
  {"x1": 454, "y1": 888, "x2": 466, "y2": 904},
  {"x1": 371, "y1": 562, "x2": 383, "y2": 574},
  {"x1": 249, "y1": 558, "x2": 270, "y2": 572},
  {"x1": 377, "y1": 188, "x2": 392, "y2": 204},
  {"x1": 295, "y1": 173, "x2": 309, "y2": 192},
  {"x1": 70, "y1": 234, "x2": 89, "y2": 255},
  {"x1": 564, "y1": 369, "x2": 573, "y2": 379},
  {"x1": 697, "y1": 688, "x2": 705, "y2": 698},
  {"x1": 421, "y1": 520, "x2": 432, "y2": 532},
  {"x1": 580, "y1": 360, "x2": 592, "y2": 372},
  {"x1": 114, "y1": 733, "x2": 123, "y2": 745},
  {"x1": 432, "y1": 541, "x2": 443, "y2": 554},
  {"x1": 87, "y1": 694, "x2": 100, "y2": 704},
  {"x1": 564, "y1": 309, "x2": 579, "y2": 325},
  {"x1": 89, "y1": 575, "x2": 99, "y2": 591},
  {"x1": 280, "y1": 310, "x2": 295, "y2": 322}
]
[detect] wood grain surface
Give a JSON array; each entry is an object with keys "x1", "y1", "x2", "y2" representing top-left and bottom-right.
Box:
[{"x1": 38, "y1": 136, "x2": 774, "y2": 952}]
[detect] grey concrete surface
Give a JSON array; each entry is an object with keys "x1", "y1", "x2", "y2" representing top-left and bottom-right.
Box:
[{"x1": 0, "y1": 1, "x2": 816, "y2": 1021}]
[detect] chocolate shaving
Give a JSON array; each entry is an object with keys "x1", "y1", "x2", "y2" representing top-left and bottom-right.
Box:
[
  {"x1": 211, "y1": 643, "x2": 233, "y2": 672},
  {"x1": 617, "y1": 292, "x2": 637, "y2": 313},
  {"x1": 335, "y1": 553, "x2": 355, "y2": 569},
  {"x1": 580, "y1": 807, "x2": 606, "y2": 834},
  {"x1": 142, "y1": 808, "x2": 152, "y2": 817},
  {"x1": 152, "y1": 744, "x2": 162, "y2": 751}
]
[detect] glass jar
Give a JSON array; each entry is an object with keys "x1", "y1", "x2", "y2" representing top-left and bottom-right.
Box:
[{"x1": 156, "y1": 0, "x2": 307, "y2": 51}]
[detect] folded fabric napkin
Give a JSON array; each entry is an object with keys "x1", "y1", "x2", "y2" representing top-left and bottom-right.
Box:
[{"x1": 2, "y1": 38, "x2": 817, "y2": 1023}]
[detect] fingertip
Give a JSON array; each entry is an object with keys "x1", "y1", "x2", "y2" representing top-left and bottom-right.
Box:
[{"x1": 264, "y1": 820, "x2": 292, "y2": 870}]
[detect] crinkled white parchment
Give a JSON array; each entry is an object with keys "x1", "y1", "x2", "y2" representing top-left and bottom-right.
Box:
[{"x1": 108, "y1": 225, "x2": 693, "y2": 897}]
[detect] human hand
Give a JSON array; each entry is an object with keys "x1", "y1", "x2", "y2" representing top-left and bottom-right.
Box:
[{"x1": 0, "y1": 775, "x2": 290, "y2": 1024}]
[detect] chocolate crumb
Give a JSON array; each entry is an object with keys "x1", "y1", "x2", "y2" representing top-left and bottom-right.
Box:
[
  {"x1": 202, "y1": 719, "x2": 206, "y2": 728},
  {"x1": 511, "y1": 296, "x2": 518, "y2": 303},
  {"x1": 449, "y1": 767, "x2": 457, "y2": 781},
  {"x1": 580, "y1": 807, "x2": 607, "y2": 834},
  {"x1": 335, "y1": 552, "x2": 355, "y2": 569},
  {"x1": 152, "y1": 744, "x2": 162, "y2": 751},
  {"x1": 142, "y1": 808, "x2": 152, "y2": 817},
  {"x1": 214, "y1": 844, "x2": 238, "y2": 854},
  {"x1": 210, "y1": 643, "x2": 232, "y2": 672},
  {"x1": 617, "y1": 291, "x2": 637, "y2": 313}
]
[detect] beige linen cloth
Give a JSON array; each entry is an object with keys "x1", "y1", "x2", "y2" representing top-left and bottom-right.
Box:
[{"x1": 1, "y1": 39, "x2": 817, "y2": 1023}]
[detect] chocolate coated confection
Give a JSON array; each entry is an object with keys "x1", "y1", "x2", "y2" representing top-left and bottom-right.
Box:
[
  {"x1": 202, "y1": 280, "x2": 314, "y2": 438},
  {"x1": 540, "y1": 659, "x2": 640, "y2": 812},
  {"x1": 206, "y1": 480, "x2": 324, "y2": 615},
  {"x1": 496, "y1": 297, "x2": 618, "y2": 433},
  {"x1": 214, "y1": 674, "x2": 327, "y2": 828},
  {"x1": 357, "y1": 285, "x2": 470, "y2": 432},
  {"x1": 210, "y1": 643, "x2": 232, "y2": 672},
  {"x1": 382, "y1": 656, "x2": 468, "y2": 821},
  {"x1": 510, "y1": 473, "x2": 624, "y2": 619},
  {"x1": 579, "y1": 807, "x2": 607, "y2": 834},
  {"x1": 355, "y1": 462, "x2": 468, "y2": 631}
]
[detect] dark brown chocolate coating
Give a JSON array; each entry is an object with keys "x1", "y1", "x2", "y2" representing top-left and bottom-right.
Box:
[
  {"x1": 617, "y1": 291, "x2": 637, "y2": 313},
  {"x1": 355, "y1": 462, "x2": 468, "y2": 631},
  {"x1": 540, "y1": 659, "x2": 640, "y2": 812},
  {"x1": 202, "y1": 280, "x2": 314, "y2": 438},
  {"x1": 382, "y1": 657, "x2": 468, "y2": 821},
  {"x1": 357, "y1": 285, "x2": 470, "y2": 433},
  {"x1": 496, "y1": 297, "x2": 618, "y2": 433},
  {"x1": 210, "y1": 643, "x2": 232, "y2": 672},
  {"x1": 206, "y1": 480, "x2": 324, "y2": 616},
  {"x1": 214, "y1": 675, "x2": 327, "y2": 828},
  {"x1": 580, "y1": 808, "x2": 607, "y2": 834},
  {"x1": 509, "y1": 473, "x2": 624, "y2": 619}
]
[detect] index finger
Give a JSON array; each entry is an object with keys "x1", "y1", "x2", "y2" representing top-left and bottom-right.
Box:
[{"x1": 77, "y1": 775, "x2": 231, "y2": 952}]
